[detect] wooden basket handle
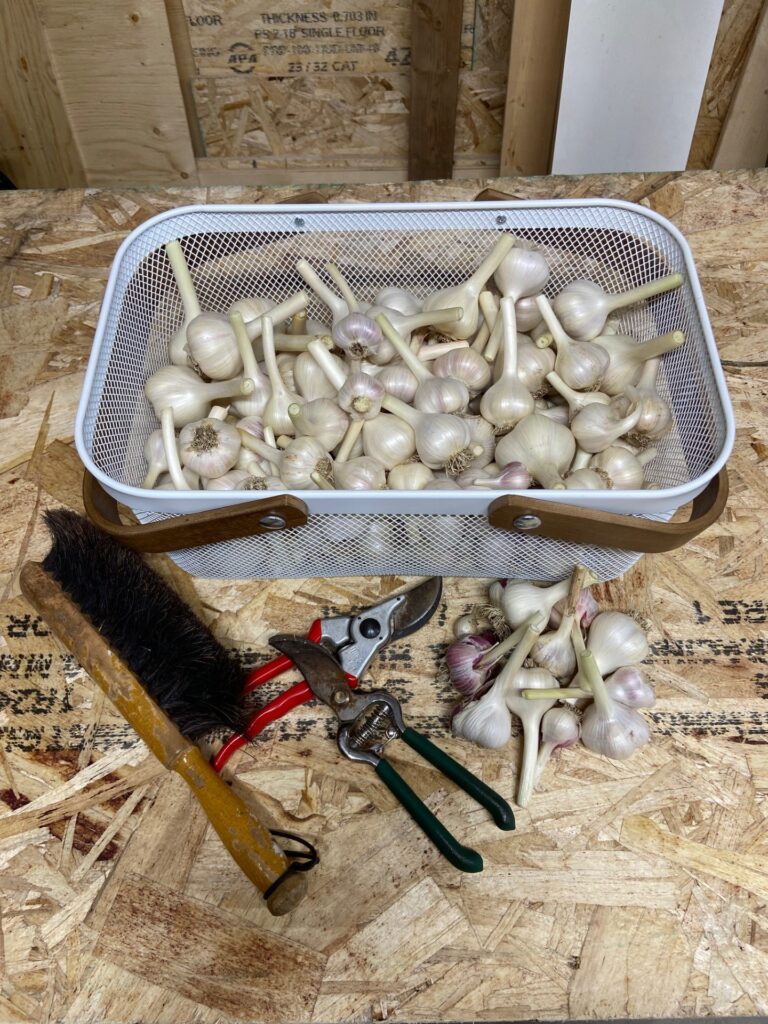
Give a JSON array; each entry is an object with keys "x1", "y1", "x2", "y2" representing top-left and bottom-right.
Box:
[
  {"x1": 488, "y1": 468, "x2": 728, "y2": 554},
  {"x1": 83, "y1": 471, "x2": 309, "y2": 553}
]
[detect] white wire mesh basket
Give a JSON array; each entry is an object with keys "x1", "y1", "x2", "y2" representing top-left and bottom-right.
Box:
[{"x1": 75, "y1": 200, "x2": 734, "y2": 581}]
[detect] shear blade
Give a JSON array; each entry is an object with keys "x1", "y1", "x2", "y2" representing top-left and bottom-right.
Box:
[
  {"x1": 389, "y1": 577, "x2": 442, "y2": 642},
  {"x1": 269, "y1": 635, "x2": 354, "y2": 711}
]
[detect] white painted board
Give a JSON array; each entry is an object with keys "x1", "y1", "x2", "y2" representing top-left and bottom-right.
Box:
[{"x1": 551, "y1": 0, "x2": 724, "y2": 175}]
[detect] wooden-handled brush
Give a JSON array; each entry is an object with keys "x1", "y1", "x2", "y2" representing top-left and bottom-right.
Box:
[{"x1": 19, "y1": 511, "x2": 312, "y2": 916}]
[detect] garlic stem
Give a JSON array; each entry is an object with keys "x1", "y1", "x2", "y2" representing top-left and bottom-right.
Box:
[
  {"x1": 287, "y1": 310, "x2": 308, "y2": 335},
  {"x1": 417, "y1": 341, "x2": 470, "y2": 361},
  {"x1": 476, "y1": 612, "x2": 541, "y2": 668},
  {"x1": 165, "y1": 241, "x2": 200, "y2": 320},
  {"x1": 308, "y1": 338, "x2": 348, "y2": 390},
  {"x1": 246, "y1": 292, "x2": 309, "y2": 343},
  {"x1": 271, "y1": 333, "x2": 333, "y2": 352},
  {"x1": 160, "y1": 406, "x2": 189, "y2": 490},
  {"x1": 335, "y1": 419, "x2": 364, "y2": 463},
  {"x1": 605, "y1": 272, "x2": 684, "y2": 313},
  {"x1": 471, "y1": 319, "x2": 491, "y2": 354},
  {"x1": 546, "y1": 371, "x2": 611, "y2": 413},
  {"x1": 522, "y1": 687, "x2": 591, "y2": 700},
  {"x1": 310, "y1": 469, "x2": 336, "y2": 490},
  {"x1": 325, "y1": 262, "x2": 359, "y2": 312},
  {"x1": 296, "y1": 259, "x2": 348, "y2": 322},
  {"x1": 376, "y1": 314, "x2": 444, "y2": 382}
]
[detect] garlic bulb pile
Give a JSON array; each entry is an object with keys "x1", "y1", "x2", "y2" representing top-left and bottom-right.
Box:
[
  {"x1": 448, "y1": 565, "x2": 655, "y2": 806},
  {"x1": 143, "y1": 235, "x2": 685, "y2": 491}
]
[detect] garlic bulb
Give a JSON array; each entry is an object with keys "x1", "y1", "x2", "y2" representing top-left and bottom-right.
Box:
[
  {"x1": 535, "y1": 295, "x2": 609, "y2": 391},
  {"x1": 564, "y1": 468, "x2": 606, "y2": 490},
  {"x1": 445, "y1": 634, "x2": 496, "y2": 696},
  {"x1": 261, "y1": 317, "x2": 303, "y2": 436},
  {"x1": 332, "y1": 313, "x2": 383, "y2": 363},
  {"x1": 185, "y1": 312, "x2": 241, "y2": 380},
  {"x1": 376, "y1": 363, "x2": 419, "y2": 403},
  {"x1": 165, "y1": 240, "x2": 202, "y2": 366},
  {"x1": 423, "y1": 234, "x2": 515, "y2": 339},
  {"x1": 332, "y1": 456, "x2": 386, "y2": 490},
  {"x1": 458, "y1": 462, "x2": 531, "y2": 490},
  {"x1": 179, "y1": 417, "x2": 241, "y2": 478},
  {"x1": 479, "y1": 298, "x2": 535, "y2": 432},
  {"x1": 495, "y1": 414, "x2": 575, "y2": 489},
  {"x1": 432, "y1": 347, "x2": 492, "y2": 394},
  {"x1": 154, "y1": 467, "x2": 200, "y2": 490},
  {"x1": 604, "y1": 667, "x2": 656, "y2": 708},
  {"x1": 612, "y1": 371, "x2": 672, "y2": 439},
  {"x1": 495, "y1": 246, "x2": 550, "y2": 302},
  {"x1": 365, "y1": 305, "x2": 463, "y2": 348},
  {"x1": 530, "y1": 565, "x2": 592, "y2": 678},
  {"x1": 362, "y1": 414, "x2": 416, "y2": 469},
  {"x1": 501, "y1": 578, "x2": 572, "y2": 629},
  {"x1": 534, "y1": 706, "x2": 580, "y2": 785},
  {"x1": 276, "y1": 352, "x2": 297, "y2": 393},
  {"x1": 337, "y1": 372, "x2": 385, "y2": 421},
  {"x1": 376, "y1": 314, "x2": 469, "y2": 414},
  {"x1": 590, "y1": 445, "x2": 657, "y2": 489},
  {"x1": 288, "y1": 399, "x2": 348, "y2": 451},
  {"x1": 516, "y1": 338, "x2": 555, "y2": 394},
  {"x1": 553, "y1": 272, "x2": 684, "y2": 341},
  {"x1": 374, "y1": 286, "x2": 421, "y2": 315},
  {"x1": 452, "y1": 681, "x2": 511, "y2": 749},
  {"x1": 586, "y1": 611, "x2": 649, "y2": 676},
  {"x1": 387, "y1": 462, "x2": 435, "y2": 489},
  {"x1": 549, "y1": 587, "x2": 599, "y2": 629},
  {"x1": 515, "y1": 295, "x2": 544, "y2": 333},
  {"x1": 464, "y1": 415, "x2": 496, "y2": 470},
  {"x1": 578, "y1": 651, "x2": 650, "y2": 760},
  {"x1": 380, "y1": 396, "x2": 481, "y2": 475},
  {"x1": 294, "y1": 349, "x2": 342, "y2": 401},
  {"x1": 204, "y1": 468, "x2": 283, "y2": 491},
  {"x1": 570, "y1": 400, "x2": 643, "y2": 454},
  {"x1": 229, "y1": 291, "x2": 308, "y2": 343},
  {"x1": 144, "y1": 365, "x2": 250, "y2": 429},
  {"x1": 594, "y1": 331, "x2": 685, "y2": 396},
  {"x1": 142, "y1": 429, "x2": 170, "y2": 489}
]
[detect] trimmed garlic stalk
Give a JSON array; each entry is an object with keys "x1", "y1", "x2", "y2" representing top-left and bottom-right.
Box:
[
  {"x1": 388, "y1": 462, "x2": 435, "y2": 489},
  {"x1": 578, "y1": 650, "x2": 651, "y2": 760},
  {"x1": 229, "y1": 309, "x2": 272, "y2": 417},
  {"x1": 590, "y1": 445, "x2": 657, "y2": 489},
  {"x1": 375, "y1": 314, "x2": 469, "y2": 414},
  {"x1": 294, "y1": 349, "x2": 343, "y2": 401},
  {"x1": 165, "y1": 240, "x2": 201, "y2": 365},
  {"x1": 534, "y1": 707, "x2": 580, "y2": 785},
  {"x1": 331, "y1": 456, "x2": 386, "y2": 490},
  {"x1": 229, "y1": 292, "x2": 309, "y2": 344},
  {"x1": 261, "y1": 316, "x2": 303, "y2": 436},
  {"x1": 594, "y1": 331, "x2": 685, "y2": 396},
  {"x1": 362, "y1": 413, "x2": 416, "y2": 469},
  {"x1": 553, "y1": 272, "x2": 684, "y2": 341},
  {"x1": 332, "y1": 313, "x2": 383, "y2": 364},
  {"x1": 179, "y1": 417, "x2": 241, "y2": 479},
  {"x1": 364, "y1": 305, "x2": 464, "y2": 349},
  {"x1": 379, "y1": 395, "x2": 482, "y2": 475},
  {"x1": 325, "y1": 262, "x2": 360, "y2": 313},
  {"x1": 506, "y1": 667, "x2": 559, "y2": 807},
  {"x1": 495, "y1": 414, "x2": 575, "y2": 489},
  {"x1": 295, "y1": 259, "x2": 350, "y2": 324},
  {"x1": 545, "y1": 371, "x2": 611, "y2": 415},
  {"x1": 417, "y1": 340, "x2": 471, "y2": 362},
  {"x1": 570, "y1": 400, "x2": 643, "y2": 454},
  {"x1": 530, "y1": 566, "x2": 595, "y2": 678},
  {"x1": 432, "y1": 348, "x2": 492, "y2": 394},
  {"x1": 535, "y1": 295, "x2": 609, "y2": 391},
  {"x1": 423, "y1": 233, "x2": 516, "y2": 339},
  {"x1": 480, "y1": 297, "x2": 535, "y2": 432},
  {"x1": 288, "y1": 399, "x2": 348, "y2": 451}
]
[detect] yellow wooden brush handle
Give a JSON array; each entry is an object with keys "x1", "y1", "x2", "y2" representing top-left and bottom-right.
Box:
[{"x1": 19, "y1": 561, "x2": 307, "y2": 915}]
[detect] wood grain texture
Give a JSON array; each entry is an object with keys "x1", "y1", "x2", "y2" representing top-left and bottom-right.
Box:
[
  {"x1": 499, "y1": 0, "x2": 571, "y2": 175},
  {"x1": 713, "y1": 0, "x2": 768, "y2": 168},
  {"x1": 0, "y1": 0, "x2": 84, "y2": 188},
  {"x1": 0, "y1": 170, "x2": 767, "y2": 1021},
  {"x1": 36, "y1": 0, "x2": 197, "y2": 185},
  {"x1": 408, "y1": 0, "x2": 464, "y2": 180}
]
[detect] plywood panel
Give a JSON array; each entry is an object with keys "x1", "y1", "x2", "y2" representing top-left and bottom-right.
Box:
[
  {"x1": 37, "y1": 0, "x2": 198, "y2": 185},
  {"x1": 0, "y1": 0, "x2": 84, "y2": 188},
  {"x1": 713, "y1": 0, "x2": 768, "y2": 168}
]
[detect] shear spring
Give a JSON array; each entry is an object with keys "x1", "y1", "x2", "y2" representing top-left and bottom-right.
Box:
[{"x1": 349, "y1": 701, "x2": 397, "y2": 750}]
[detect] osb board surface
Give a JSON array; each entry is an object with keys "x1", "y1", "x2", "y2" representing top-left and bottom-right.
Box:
[
  {"x1": 184, "y1": 0, "x2": 512, "y2": 172},
  {"x1": 0, "y1": 170, "x2": 766, "y2": 1023}
]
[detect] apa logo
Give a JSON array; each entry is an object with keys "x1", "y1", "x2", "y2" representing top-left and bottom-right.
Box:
[{"x1": 228, "y1": 41, "x2": 258, "y2": 73}]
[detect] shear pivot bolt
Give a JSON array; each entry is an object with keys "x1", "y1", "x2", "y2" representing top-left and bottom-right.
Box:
[{"x1": 332, "y1": 690, "x2": 350, "y2": 706}]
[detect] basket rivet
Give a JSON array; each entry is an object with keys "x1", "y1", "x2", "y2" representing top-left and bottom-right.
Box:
[
  {"x1": 294, "y1": 216, "x2": 305, "y2": 228},
  {"x1": 513, "y1": 513, "x2": 541, "y2": 531},
  {"x1": 495, "y1": 215, "x2": 507, "y2": 225},
  {"x1": 259, "y1": 512, "x2": 286, "y2": 531}
]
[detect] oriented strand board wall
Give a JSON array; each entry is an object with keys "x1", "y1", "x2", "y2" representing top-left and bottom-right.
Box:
[{"x1": 183, "y1": 0, "x2": 513, "y2": 179}]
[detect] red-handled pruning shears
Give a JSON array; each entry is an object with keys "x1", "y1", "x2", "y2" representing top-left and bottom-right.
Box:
[{"x1": 212, "y1": 578, "x2": 443, "y2": 773}]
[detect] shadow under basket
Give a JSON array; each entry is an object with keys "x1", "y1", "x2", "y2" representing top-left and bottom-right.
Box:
[{"x1": 76, "y1": 199, "x2": 734, "y2": 581}]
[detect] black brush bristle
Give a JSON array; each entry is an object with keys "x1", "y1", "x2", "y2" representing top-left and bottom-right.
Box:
[{"x1": 41, "y1": 510, "x2": 247, "y2": 739}]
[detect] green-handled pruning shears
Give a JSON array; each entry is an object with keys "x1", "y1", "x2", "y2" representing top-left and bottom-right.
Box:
[{"x1": 269, "y1": 634, "x2": 515, "y2": 873}]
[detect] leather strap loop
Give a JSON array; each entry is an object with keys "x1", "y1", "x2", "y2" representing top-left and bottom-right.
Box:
[
  {"x1": 83, "y1": 471, "x2": 309, "y2": 553},
  {"x1": 487, "y1": 469, "x2": 728, "y2": 553}
]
